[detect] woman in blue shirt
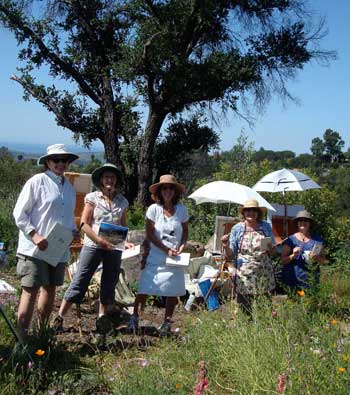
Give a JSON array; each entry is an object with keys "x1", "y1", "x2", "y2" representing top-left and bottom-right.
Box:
[{"x1": 281, "y1": 210, "x2": 326, "y2": 290}]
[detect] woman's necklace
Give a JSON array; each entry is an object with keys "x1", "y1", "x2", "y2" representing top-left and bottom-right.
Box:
[
  {"x1": 102, "y1": 190, "x2": 116, "y2": 212},
  {"x1": 298, "y1": 232, "x2": 310, "y2": 243},
  {"x1": 163, "y1": 205, "x2": 175, "y2": 218}
]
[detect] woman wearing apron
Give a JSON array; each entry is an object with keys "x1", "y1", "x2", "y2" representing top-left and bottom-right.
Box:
[
  {"x1": 222, "y1": 199, "x2": 275, "y2": 315},
  {"x1": 128, "y1": 175, "x2": 189, "y2": 335}
]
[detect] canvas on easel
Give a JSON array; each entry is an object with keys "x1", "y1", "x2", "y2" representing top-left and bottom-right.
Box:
[{"x1": 213, "y1": 216, "x2": 239, "y2": 254}]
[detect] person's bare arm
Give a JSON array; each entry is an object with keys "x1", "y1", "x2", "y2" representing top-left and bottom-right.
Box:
[
  {"x1": 281, "y1": 243, "x2": 300, "y2": 265},
  {"x1": 221, "y1": 234, "x2": 234, "y2": 257},
  {"x1": 177, "y1": 221, "x2": 188, "y2": 254},
  {"x1": 310, "y1": 247, "x2": 328, "y2": 264}
]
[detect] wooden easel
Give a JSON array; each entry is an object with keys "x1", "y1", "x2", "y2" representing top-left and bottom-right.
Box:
[
  {"x1": 204, "y1": 221, "x2": 236, "y2": 303},
  {"x1": 64, "y1": 172, "x2": 93, "y2": 336}
]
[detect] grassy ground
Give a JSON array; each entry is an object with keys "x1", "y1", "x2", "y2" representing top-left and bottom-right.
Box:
[{"x1": 1, "y1": 269, "x2": 350, "y2": 394}]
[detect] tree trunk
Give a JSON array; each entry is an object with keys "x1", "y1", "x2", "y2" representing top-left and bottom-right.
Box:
[
  {"x1": 137, "y1": 109, "x2": 166, "y2": 206},
  {"x1": 101, "y1": 77, "x2": 121, "y2": 167}
]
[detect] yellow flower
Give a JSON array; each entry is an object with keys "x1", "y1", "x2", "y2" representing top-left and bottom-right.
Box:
[
  {"x1": 337, "y1": 367, "x2": 346, "y2": 373},
  {"x1": 343, "y1": 355, "x2": 349, "y2": 363},
  {"x1": 175, "y1": 383, "x2": 181, "y2": 389},
  {"x1": 297, "y1": 290, "x2": 305, "y2": 297},
  {"x1": 35, "y1": 349, "x2": 45, "y2": 357},
  {"x1": 331, "y1": 319, "x2": 339, "y2": 325}
]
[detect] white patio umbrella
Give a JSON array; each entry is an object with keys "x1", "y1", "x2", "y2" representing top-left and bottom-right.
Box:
[
  {"x1": 252, "y1": 168, "x2": 321, "y2": 193},
  {"x1": 252, "y1": 168, "x2": 321, "y2": 236},
  {"x1": 188, "y1": 181, "x2": 275, "y2": 211}
]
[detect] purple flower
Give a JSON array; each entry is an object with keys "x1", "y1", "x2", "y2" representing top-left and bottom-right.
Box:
[{"x1": 139, "y1": 359, "x2": 149, "y2": 367}]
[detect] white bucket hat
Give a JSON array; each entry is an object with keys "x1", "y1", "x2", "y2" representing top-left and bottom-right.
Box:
[{"x1": 37, "y1": 144, "x2": 79, "y2": 165}]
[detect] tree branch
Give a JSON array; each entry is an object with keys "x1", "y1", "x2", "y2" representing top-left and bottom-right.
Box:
[
  {"x1": 0, "y1": 3, "x2": 101, "y2": 105},
  {"x1": 11, "y1": 74, "x2": 103, "y2": 141}
]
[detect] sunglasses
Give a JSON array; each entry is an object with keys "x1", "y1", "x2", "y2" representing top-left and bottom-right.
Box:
[
  {"x1": 244, "y1": 208, "x2": 259, "y2": 212},
  {"x1": 297, "y1": 218, "x2": 311, "y2": 222},
  {"x1": 50, "y1": 157, "x2": 69, "y2": 164},
  {"x1": 161, "y1": 185, "x2": 175, "y2": 191}
]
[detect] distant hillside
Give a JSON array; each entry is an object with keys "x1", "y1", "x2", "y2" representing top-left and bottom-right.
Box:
[
  {"x1": 9, "y1": 150, "x2": 105, "y2": 166},
  {"x1": 1, "y1": 142, "x2": 105, "y2": 165},
  {"x1": 0, "y1": 141, "x2": 104, "y2": 165}
]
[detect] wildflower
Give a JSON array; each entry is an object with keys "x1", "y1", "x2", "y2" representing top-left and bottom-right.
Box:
[
  {"x1": 172, "y1": 327, "x2": 180, "y2": 334},
  {"x1": 35, "y1": 349, "x2": 45, "y2": 356},
  {"x1": 27, "y1": 361, "x2": 33, "y2": 370},
  {"x1": 175, "y1": 383, "x2": 181, "y2": 389},
  {"x1": 272, "y1": 310, "x2": 278, "y2": 318},
  {"x1": 331, "y1": 319, "x2": 338, "y2": 325},
  {"x1": 139, "y1": 359, "x2": 149, "y2": 368},
  {"x1": 297, "y1": 290, "x2": 305, "y2": 297},
  {"x1": 108, "y1": 375, "x2": 115, "y2": 382},
  {"x1": 312, "y1": 349, "x2": 321, "y2": 355},
  {"x1": 114, "y1": 361, "x2": 121, "y2": 369},
  {"x1": 277, "y1": 374, "x2": 287, "y2": 394},
  {"x1": 343, "y1": 355, "x2": 349, "y2": 363},
  {"x1": 337, "y1": 367, "x2": 346, "y2": 373}
]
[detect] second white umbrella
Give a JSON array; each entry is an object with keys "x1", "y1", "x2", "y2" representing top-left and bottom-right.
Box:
[{"x1": 188, "y1": 181, "x2": 275, "y2": 211}]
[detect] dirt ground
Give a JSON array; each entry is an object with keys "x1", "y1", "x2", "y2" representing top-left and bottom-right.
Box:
[{"x1": 1, "y1": 269, "x2": 191, "y2": 352}]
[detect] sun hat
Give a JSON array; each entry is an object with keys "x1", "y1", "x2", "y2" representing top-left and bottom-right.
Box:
[
  {"x1": 37, "y1": 144, "x2": 79, "y2": 165},
  {"x1": 91, "y1": 163, "x2": 124, "y2": 189},
  {"x1": 149, "y1": 174, "x2": 186, "y2": 194},
  {"x1": 294, "y1": 210, "x2": 313, "y2": 221},
  {"x1": 238, "y1": 199, "x2": 267, "y2": 215}
]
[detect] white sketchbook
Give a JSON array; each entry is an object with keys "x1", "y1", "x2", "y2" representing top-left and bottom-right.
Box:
[
  {"x1": 260, "y1": 237, "x2": 272, "y2": 252},
  {"x1": 0, "y1": 279, "x2": 16, "y2": 294},
  {"x1": 166, "y1": 253, "x2": 191, "y2": 267},
  {"x1": 122, "y1": 245, "x2": 140, "y2": 260},
  {"x1": 311, "y1": 242, "x2": 323, "y2": 256},
  {"x1": 33, "y1": 222, "x2": 73, "y2": 267}
]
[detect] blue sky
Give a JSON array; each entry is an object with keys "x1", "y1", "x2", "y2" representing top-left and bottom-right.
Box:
[{"x1": 0, "y1": 1, "x2": 349, "y2": 155}]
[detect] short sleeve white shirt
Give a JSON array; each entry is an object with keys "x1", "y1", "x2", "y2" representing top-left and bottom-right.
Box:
[{"x1": 83, "y1": 191, "x2": 129, "y2": 247}]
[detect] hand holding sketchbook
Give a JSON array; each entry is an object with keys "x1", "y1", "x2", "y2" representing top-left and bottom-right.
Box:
[
  {"x1": 33, "y1": 222, "x2": 73, "y2": 267},
  {"x1": 166, "y1": 253, "x2": 191, "y2": 267}
]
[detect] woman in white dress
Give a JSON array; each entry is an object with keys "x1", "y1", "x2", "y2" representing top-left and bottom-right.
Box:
[{"x1": 129, "y1": 175, "x2": 189, "y2": 335}]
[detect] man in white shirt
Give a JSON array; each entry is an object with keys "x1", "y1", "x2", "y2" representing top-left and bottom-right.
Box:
[{"x1": 13, "y1": 144, "x2": 78, "y2": 336}]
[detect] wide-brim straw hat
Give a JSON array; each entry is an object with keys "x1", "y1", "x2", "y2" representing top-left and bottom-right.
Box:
[
  {"x1": 239, "y1": 199, "x2": 267, "y2": 215},
  {"x1": 149, "y1": 174, "x2": 186, "y2": 194},
  {"x1": 91, "y1": 163, "x2": 124, "y2": 189},
  {"x1": 37, "y1": 144, "x2": 79, "y2": 165},
  {"x1": 294, "y1": 210, "x2": 313, "y2": 221}
]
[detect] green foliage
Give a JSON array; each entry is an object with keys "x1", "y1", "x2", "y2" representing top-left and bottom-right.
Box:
[
  {"x1": 127, "y1": 203, "x2": 145, "y2": 230},
  {"x1": 311, "y1": 129, "x2": 345, "y2": 164},
  {"x1": 2, "y1": 268, "x2": 350, "y2": 394},
  {"x1": 0, "y1": 154, "x2": 35, "y2": 256},
  {"x1": 153, "y1": 116, "x2": 220, "y2": 187}
]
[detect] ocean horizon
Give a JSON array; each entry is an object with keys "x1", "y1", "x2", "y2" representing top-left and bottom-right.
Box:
[{"x1": 0, "y1": 141, "x2": 103, "y2": 155}]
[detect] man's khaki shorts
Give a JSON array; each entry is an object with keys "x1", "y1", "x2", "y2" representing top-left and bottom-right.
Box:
[{"x1": 16, "y1": 255, "x2": 66, "y2": 288}]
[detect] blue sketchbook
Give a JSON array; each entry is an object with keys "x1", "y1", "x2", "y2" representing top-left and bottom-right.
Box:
[{"x1": 98, "y1": 222, "x2": 129, "y2": 251}]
